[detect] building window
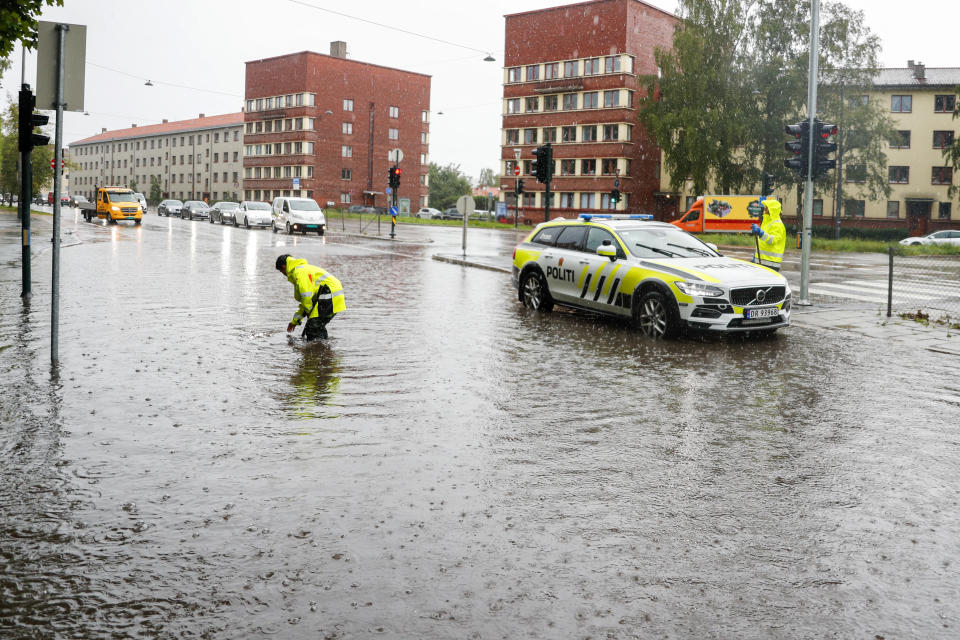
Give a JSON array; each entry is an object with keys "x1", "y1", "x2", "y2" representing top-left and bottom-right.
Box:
[
  {"x1": 603, "y1": 90, "x2": 620, "y2": 108},
  {"x1": 544, "y1": 62, "x2": 559, "y2": 79},
  {"x1": 561, "y1": 159, "x2": 576, "y2": 175},
  {"x1": 559, "y1": 192, "x2": 575, "y2": 208},
  {"x1": 891, "y1": 95, "x2": 912, "y2": 113},
  {"x1": 504, "y1": 160, "x2": 516, "y2": 175},
  {"x1": 812, "y1": 199, "x2": 823, "y2": 216},
  {"x1": 581, "y1": 125, "x2": 597, "y2": 142},
  {"x1": 584, "y1": 58, "x2": 600, "y2": 75},
  {"x1": 583, "y1": 92, "x2": 598, "y2": 109},
  {"x1": 939, "y1": 202, "x2": 952, "y2": 219},
  {"x1": 933, "y1": 130, "x2": 954, "y2": 149},
  {"x1": 341, "y1": 193, "x2": 351, "y2": 204},
  {"x1": 389, "y1": 128, "x2": 399, "y2": 140},
  {"x1": 889, "y1": 166, "x2": 909, "y2": 183},
  {"x1": 580, "y1": 193, "x2": 595, "y2": 209},
  {"x1": 420, "y1": 153, "x2": 426, "y2": 165},
  {"x1": 604, "y1": 56, "x2": 621, "y2": 73},
  {"x1": 525, "y1": 65, "x2": 539, "y2": 81},
  {"x1": 562, "y1": 93, "x2": 578, "y2": 110},
  {"x1": 844, "y1": 199, "x2": 865, "y2": 217},
  {"x1": 421, "y1": 110, "x2": 428, "y2": 122},
  {"x1": 525, "y1": 96, "x2": 539, "y2": 112},
  {"x1": 342, "y1": 145, "x2": 352, "y2": 158},
  {"x1": 561, "y1": 126, "x2": 576, "y2": 142},
  {"x1": 563, "y1": 60, "x2": 579, "y2": 77},
  {"x1": 421, "y1": 132, "x2": 427, "y2": 144},
  {"x1": 603, "y1": 124, "x2": 619, "y2": 141},
  {"x1": 343, "y1": 99, "x2": 354, "y2": 112},
  {"x1": 935, "y1": 94, "x2": 956, "y2": 113},
  {"x1": 505, "y1": 129, "x2": 519, "y2": 144},
  {"x1": 507, "y1": 67, "x2": 521, "y2": 83},
  {"x1": 523, "y1": 160, "x2": 533, "y2": 175},
  {"x1": 389, "y1": 106, "x2": 399, "y2": 118},
  {"x1": 581, "y1": 159, "x2": 596, "y2": 175},
  {"x1": 524, "y1": 129, "x2": 537, "y2": 145},
  {"x1": 601, "y1": 159, "x2": 618, "y2": 175},
  {"x1": 932, "y1": 166, "x2": 953, "y2": 185},
  {"x1": 886, "y1": 201, "x2": 900, "y2": 218},
  {"x1": 891, "y1": 130, "x2": 910, "y2": 149},
  {"x1": 542, "y1": 127, "x2": 557, "y2": 143},
  {"x1": 845, "y1": 164, "x2": 866, "y2": 183},
  {"x1": 544, "y1": 95, "x2": 558, "y2": 111},
  {"x1": 507, "y1": 98, "x2": 521, "y2": 114}
]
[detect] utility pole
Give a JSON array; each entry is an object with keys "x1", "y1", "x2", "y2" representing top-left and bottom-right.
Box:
[
  {"x1": 798, "y1": 0, "x2": 821, "y2": 306},
  {"x1": 834, "y1": 81, "x2": 844, "y2": 240}
]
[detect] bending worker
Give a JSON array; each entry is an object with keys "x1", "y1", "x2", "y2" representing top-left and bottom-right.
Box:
[
  {"x1": 276, "y1": 254, "x2": 345, "y2": 340},
  {"x1": 750, "y1": 198, "x2": 786, "y2": 271}
]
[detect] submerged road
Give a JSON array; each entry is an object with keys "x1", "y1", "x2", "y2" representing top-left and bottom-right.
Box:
[{"x1": 2, "y1": 211, "x2": 959, "y2": 638}]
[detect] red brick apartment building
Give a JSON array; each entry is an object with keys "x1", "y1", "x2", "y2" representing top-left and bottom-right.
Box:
[
  {"x1": 243, "y1": 43, "x2": 431, "y2": 211},
  {"x1": 501, "y1": 0, "x2": 676, "y2": 219}
]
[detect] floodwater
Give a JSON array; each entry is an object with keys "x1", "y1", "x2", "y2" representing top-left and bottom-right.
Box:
[{"x1": 2, "y1": 211, "x2": 959, "y2": 638}]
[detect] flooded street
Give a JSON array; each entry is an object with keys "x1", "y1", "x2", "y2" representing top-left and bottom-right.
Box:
[{"x1": 2, "y1": 212, "x2": 959, "y2": 638}]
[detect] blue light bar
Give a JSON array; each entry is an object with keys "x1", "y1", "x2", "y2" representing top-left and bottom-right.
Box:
[{"x1": 578, "y1": 213, "x2": 653, "y2": 221}]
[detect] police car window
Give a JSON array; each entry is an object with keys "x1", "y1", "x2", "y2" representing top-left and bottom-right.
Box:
[
  {"x1": 532, "y1": 227, "x2": 561, "y2": 246},
  {"x1": 554, "y1": 226, "x2": 587, "y2": 250},
  {"x1": 618, "y1": 227, "x2": 719, "y2": 259},
  {"x1": 585, "y1": 228, "x2": 618, "y2": 253}
]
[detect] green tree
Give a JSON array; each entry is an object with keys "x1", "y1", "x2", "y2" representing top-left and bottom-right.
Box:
[
  {"x1": 428, "y1": 162, "x2": 471, "y2": 210},
  {"x1": 639, "y1": 0, "x2": 895, "y2": 204},
  {"x1": 149, "y1": 175, "x2": 162, "y2": 203},
  {"x1": 942, "y1": 87, "x2": 960, "y2": 201},
  {"x1": 477, "y1": 167, "x2": 500, "y2": 188},
  {"x1": 0, "y1": 101, "x2": 54, "y2": 199},
  {"x1": 129, "y1": 179, "x2": 137, "y2": 192},
  {"x1": 0, "y1": 1, "x2": 64, "y2": 88}
]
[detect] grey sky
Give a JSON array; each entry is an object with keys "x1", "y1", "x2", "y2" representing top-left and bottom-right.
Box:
[{"x1": 1, "y1": 0, "x2": 955, "y2": 183}]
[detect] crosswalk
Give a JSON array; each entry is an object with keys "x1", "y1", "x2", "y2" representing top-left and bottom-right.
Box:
[{"x1": 806, "y1": 277, "x2": 956, "y2": 306}]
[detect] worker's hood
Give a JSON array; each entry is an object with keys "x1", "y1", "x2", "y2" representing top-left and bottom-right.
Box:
[{"x1": 284, "y1": 257, "x2": 308, "y2": 282}]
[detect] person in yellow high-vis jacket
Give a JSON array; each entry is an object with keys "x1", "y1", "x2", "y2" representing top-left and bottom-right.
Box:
[
  {"x1": 750, "y1": 198, "x2": 786, "y2": 271},
  {"x1": 276, "y1": 254, "x2": 345, "y2": 340}
]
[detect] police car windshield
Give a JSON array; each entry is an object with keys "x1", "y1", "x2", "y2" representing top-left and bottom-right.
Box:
[{"x1": 619, "y1": 228, "x2": 719, "y2": 259}]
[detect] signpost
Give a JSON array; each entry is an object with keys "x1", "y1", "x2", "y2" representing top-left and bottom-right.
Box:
[
  {"x1": 457, "y1": 194, "x2": 475, "y2": 257},
  {"x1": 292, "y1": 177, "x2": 300, "y2": 190}
]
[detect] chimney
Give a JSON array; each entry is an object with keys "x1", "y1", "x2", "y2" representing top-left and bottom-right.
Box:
[
  {"x1": 914, "y1": 62, "x2": 926, "y2": 81},
  {"x1": 101, "y1": 127, "x2": 107, "y2": 133},
  {"x1": 907, "y1": 59, "x2": 914, "y2": 70},
  {"x1": 330, "y1": 41, "x2": 347, "y2": 59},
  {"x1": 198, "y1": 113, "x2": 205, "y2": 118},
  {"x1": 131, "y1": 124, "x2": 137, "y2": 128},
  {"x1": 162, "y1": 119, "x2": 168, "y2": 123}
]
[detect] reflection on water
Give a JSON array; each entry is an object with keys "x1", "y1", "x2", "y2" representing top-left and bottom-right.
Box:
[{"x1": 284, "y1": 340, "x2": 342, "y2": 418}]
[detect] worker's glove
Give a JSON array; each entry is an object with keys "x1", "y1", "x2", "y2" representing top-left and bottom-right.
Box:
[
  {"x1": 287, "y1": 323, "x2": 296, "y2": 333},
  {"x1": 750, "y1": 224, "x2": 762, "y2": 236}
]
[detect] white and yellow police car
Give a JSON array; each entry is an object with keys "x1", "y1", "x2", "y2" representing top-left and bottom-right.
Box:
[{"x1": 512, "y1": 214, "x2": 791, "y2": 338}]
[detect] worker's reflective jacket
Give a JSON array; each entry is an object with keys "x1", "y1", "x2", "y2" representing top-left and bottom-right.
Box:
[
  {"x1": 753, "y1": 208, "x2": 786, "y2": 268},
  {"x1": 283, "y1": 257, "x2": 345, "y2": 326}
]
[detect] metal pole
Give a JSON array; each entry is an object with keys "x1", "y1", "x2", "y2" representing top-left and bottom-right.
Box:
[
  {"x1": 887, "y1": 245, "x2": 893, "y2": 317},
  {"x1": 52, "y1": 24, "x2": 68, "y2": 362},
  {"x1": 543, "y1": 142, "x2": 552, "y2": 223},
  {"x1": 834, "y1": 81, "x2": 843, "y2": 240},
  {"x1": 19, "y1": 85, "x2": 33, "y2": 299},
  {"x1": 461, "y1": 198, "x2": 467, "y2": 257},
  {"x1": 798, "y1": 0, "x2": 819, "y2": 306}
]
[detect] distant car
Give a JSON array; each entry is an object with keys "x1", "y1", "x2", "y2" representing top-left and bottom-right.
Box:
[
  {"x1": 47, "y1": 191, "x2": 54, "y2": 204},
  {"x1": 60, "y1": 194, "x2": 71, "y2": 206},
  {"x1": 348, "y1": 204, "x2": 376, "y2": 213},
  {"x1": 69, "y1": 194, "x2": 89, "y2": 207},
  {"x1": 441, "y1": 207, "x2": 462, "y2": 220},
  {"x1": 182, "y1": 200, "x2": 210, "y2": 220},
  {"x1": 899, "y1": 230, "x2": 960, "y2": 246},
  {"x1": 416, "y1": 207, "x2": 441, "y2": 219},
  {"x1": 209, "y1": 201, "x2": 239, "y2": 225},
  {"x1": 157, "y1": 199, "x2": 183, "y2": 217},
  {"x1": 33, "y1": 195, "x2": 46, "y2": 205},
  {"x1": 271, "y1": 196, "x2": 325, "y2": 235},
  {"x1": 133, "y1": 192, "x2": 148, "y2": 212},
  {"x1": 236, "y1": 201, "x2": 272, "y2": 229}
]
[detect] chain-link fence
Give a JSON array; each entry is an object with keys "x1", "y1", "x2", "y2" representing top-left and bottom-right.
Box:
[{"x1": 887, "y1": 250, "x2": 960, "y2": 322}]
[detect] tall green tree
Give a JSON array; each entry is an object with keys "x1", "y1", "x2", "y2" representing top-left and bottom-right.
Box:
[
  {"x1": 149, "y1": 175, "x2": 162, "y2": 203},
  {"x1": 639, "y1": 0, "x2": 895, "y2": 204},
  {"x1": 942, "y1": 87, "x2": 960, "y2": 202},
  {"x1": 0, "y1": 1, "x2": 64, "y2": 88},
  {"x1": 428, "y1": 162, "x2": 472, "y2": 210}
]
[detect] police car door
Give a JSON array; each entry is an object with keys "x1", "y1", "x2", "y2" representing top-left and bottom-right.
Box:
[
  {"x1": 578, "y1": 226, "x2": 628, "y2": 314},
  {"x1": 541, "y1": 225, "x2": 587, "y2": 304}
]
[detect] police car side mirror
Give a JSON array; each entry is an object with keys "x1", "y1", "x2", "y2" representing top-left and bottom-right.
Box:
[
  {"x1": 706, "y1": 242, "x2": 719, "y2": 254},
  {"x1": 597, "y1": 244, "x2": 617, "y2": 261}
]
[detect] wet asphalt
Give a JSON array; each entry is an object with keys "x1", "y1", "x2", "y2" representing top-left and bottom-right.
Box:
[{"x1": 1, "y1": 210, "x2": 959, "y2": 638}]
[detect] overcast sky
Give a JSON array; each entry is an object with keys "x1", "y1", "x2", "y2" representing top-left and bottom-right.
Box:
[{"x1": 1, "y1": 0, "x2": 956, "y2": 182}]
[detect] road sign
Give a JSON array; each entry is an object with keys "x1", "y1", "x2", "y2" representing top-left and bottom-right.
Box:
[
  {"x1": 513, "y1": 165, "x2": 521, "y2": 176},
  {"x1": 456, "y1": 194, "x2": 476, "y2": 216},
  {"x1": 292, "y1": 177, "x2": 300, "y2": 189},
  {"x1": 50, "y1": 158, "x2": 64, "y2": 169},
  {"x1": 36, "y1": 21, "x2": 87, "y2": 112},
  {"x1": 389, "y1": 205, "x2": 398, "y2": 216},
  {"x1": 385, "y1": 186, "x2": 392, "y2": 195},
  {"x1": 388, "y1": 148, "x2": 403, "y2": 163}
]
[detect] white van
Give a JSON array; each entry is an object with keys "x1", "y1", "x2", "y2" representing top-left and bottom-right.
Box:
[{"x1": 271, "y1": 196, "x2": 326, "y2": 235}]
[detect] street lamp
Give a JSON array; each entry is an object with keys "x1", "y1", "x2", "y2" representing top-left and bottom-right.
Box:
[{"x1": 144, "y1": 79, "x2": 153, "y2": 87}]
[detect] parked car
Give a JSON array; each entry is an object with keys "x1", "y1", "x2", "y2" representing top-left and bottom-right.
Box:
[
  {"x1": 271, "y1": 196, "x2": 325, "y2": 235},
  {"x1": 157, "y1": 199, "x2": 183, "y2": 217},
  {"x1": 348, "y1": 204, "x2": 376, "y2": 213},
  {"x1": 209, "y1": 201, "x2": 240, "y2": 225},
  {"x1": 69, "y1": 194, "x2": 89, "y2": 207},
  {"x1": 899, "y1": 230, "x2": 960, "y2": 246},
  {"x1": 60, "y1": 194, "x2": 71, "y2": 206},
  {"x1": 441, "y1": 207, "x2": 462, "y2": 220},
  {"x1": 416, "y1": 207, "x2": 441, "y2": 219},
  {"x1": 33, "y1": 195, "x2": 46, "y2": 205},
  {"x1": 236, "y1": 201, "x2": 273, "y2": 228},
  {"x1": 133, "y1": 192, "x2": 148, "y2": 213},
  {"x1": 181, "y1": 200, "x2": 211, "y2": 220}
]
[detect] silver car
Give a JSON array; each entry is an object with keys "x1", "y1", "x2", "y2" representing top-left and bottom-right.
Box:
[
  {"x1": 158, "y1": 199, "x2": 183, "y2": 217},
  {"x1": 182, "y1": 200, "x2": 211, "y2": 220},
  {"x1": 237, "y1": 201, "x2": 273, "y2": 229},
  {"x1": 899, "y1": 230, "x2": 960, "y2": 246},
  {"x1": 209, "y1": 201, "x2": 239, "y2": 225}
]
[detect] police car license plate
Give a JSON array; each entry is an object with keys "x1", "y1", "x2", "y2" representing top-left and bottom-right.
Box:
[{"x1": 745, "y1": 307, "x2": 778, "y2": 319}]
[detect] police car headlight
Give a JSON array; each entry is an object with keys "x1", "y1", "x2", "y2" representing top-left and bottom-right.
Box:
[{"x1": 675, "y1": 281, "x2": 724, "y2": 298}]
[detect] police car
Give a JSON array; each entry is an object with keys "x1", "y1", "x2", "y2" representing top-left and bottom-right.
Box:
[{"x1": 512, "y1": 214, "x2": 791, "y2": 338}]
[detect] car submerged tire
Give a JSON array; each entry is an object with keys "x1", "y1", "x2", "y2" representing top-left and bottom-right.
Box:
[
  {"x1": 520, "y1": 269, "x2": 554, "y2": 312},
  {"x1": 634, "y1": 289, "x2": 680, "y2": 339}
]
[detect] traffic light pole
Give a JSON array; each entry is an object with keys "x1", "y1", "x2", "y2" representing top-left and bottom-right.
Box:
[
  {"x1": 19, "y1": 86, "x2": 33, "y2": 300},
  {"x1": 543, "y1": 143, "x2": 552, "y2": 223},
  {"x1": 798, "y1": 0, "x2": 820, "y2": 306}
]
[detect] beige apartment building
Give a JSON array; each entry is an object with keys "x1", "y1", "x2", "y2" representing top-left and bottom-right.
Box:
[
  {"x1": 69, "y1": 113, "x2": 244, "y2": 202},
  {"x1": 662, "y1": 61, "x2": 960, "y2": 235}
]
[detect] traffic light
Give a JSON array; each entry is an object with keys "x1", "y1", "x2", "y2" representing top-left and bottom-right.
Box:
[
  {"x1": 388, "y1": 166, "x2": 402, "y2": 189},
  {"x1": 531, "y1": 144, "x2": 554, "y2": 184},
  {"x1": 761, "y1": 172, "x2": 775, "y2": 197},
  {"x1": 18, "y1": 88, "x2": 50, "y2": 153},
  {"x1": 784, "y1": 121, "x2": 808, "y2": 178},
  {"x1": 812, "y1": 120, "x2": 838, "y2": 179},
  {"x1": 515, "y1": 179, "x2": 524, "y2": 195},
  {"x1": 609, "y1": 188, "x2": 620, "y2": 203}
]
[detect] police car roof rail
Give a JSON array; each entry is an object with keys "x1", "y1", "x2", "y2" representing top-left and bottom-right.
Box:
[{"x1": 578, "y1": 213, "x2": 653, "y2": 221}]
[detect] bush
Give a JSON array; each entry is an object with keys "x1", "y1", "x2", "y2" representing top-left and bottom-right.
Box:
[{"x1": 783, "y1": 223, "x2": 907, "y2": 242}]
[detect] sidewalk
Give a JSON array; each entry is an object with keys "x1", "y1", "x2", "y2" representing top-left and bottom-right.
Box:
[{"x1": 434, "y1": 251, "x2": 960, "y2": 356}]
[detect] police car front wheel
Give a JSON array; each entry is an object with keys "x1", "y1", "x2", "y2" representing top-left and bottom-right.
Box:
[
  {"x1": 635, "y1": 290, "x2": 680, "y2": 339},
  {"x1": 521, "y1": 270, "x2": 554, "y2": 312}
]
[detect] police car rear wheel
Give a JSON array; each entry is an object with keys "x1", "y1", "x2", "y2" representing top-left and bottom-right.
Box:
[
  {"x1": 521, "y1": 270, "x2": 553, "y2": 312},
  {"x1": 636, "y1": 290, "x2": 679, "y2": 339}
]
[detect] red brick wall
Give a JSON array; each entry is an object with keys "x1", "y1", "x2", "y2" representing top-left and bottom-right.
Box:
[{"x1": 244, "y1": 51, "x2": 430, "y2": 209}]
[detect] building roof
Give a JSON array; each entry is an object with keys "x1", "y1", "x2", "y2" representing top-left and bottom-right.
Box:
[
  {"x1": 505, "y1": 0, "x2": 676, "y2": 21},
  {"x1": 873, "y1": 67, "x2": 960, "y2": 89},
  {"x1": 244, "y1": 50, "x2": 431, "y2": 80},
  {"x1": 70, "y1": 112, "x2": 244, "y2": 147}
]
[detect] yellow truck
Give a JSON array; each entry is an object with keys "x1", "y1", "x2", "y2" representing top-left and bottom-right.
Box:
[{"x1": 79, "y1": 186, "x2": 144, "y2": 225}]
